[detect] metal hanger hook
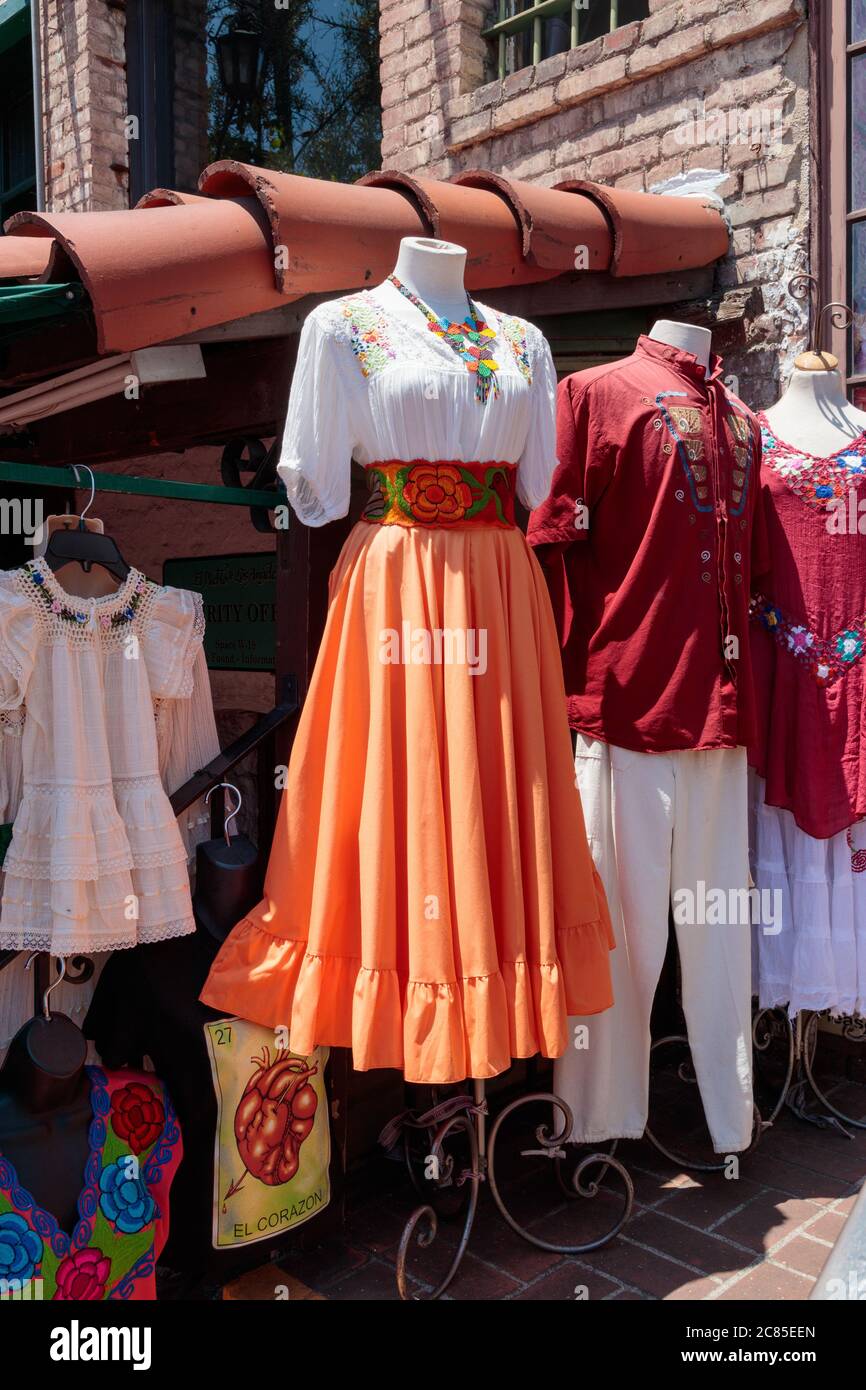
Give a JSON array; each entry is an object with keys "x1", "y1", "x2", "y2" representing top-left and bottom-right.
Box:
[
  {"x1": 206, "y1": 782, "x2": 242, "y2": 846},
  {"x1": 70, "y1": 464, "x2": 96, "y2": 525},
  {"x1": 24, "y1": 953, "x2": 67, "y2": 1020}
]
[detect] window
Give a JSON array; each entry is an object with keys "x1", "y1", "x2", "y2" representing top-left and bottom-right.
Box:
[
  {"x1": 485, "y1": 0, "x2": 649, "y2": 81},
  {"x1": 824, "y1": 0, "x2": 866, "y2": 401},
  {"x1": 0, "y1": 36, "x2": 35, "y2": 225},
  {"x1": 848, "y1": 2, "x2": 866, "y2": 392}
]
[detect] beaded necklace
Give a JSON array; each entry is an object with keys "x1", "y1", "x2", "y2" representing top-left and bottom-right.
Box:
[{"x1": 387, "y1": 274, "x2": 500, "y2": 404}]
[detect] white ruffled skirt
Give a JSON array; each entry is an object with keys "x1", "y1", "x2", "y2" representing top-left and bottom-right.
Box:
[
  {"x1": 749, "y1": 770, "x2": 866, "y2": 1018},
  {"x1": 0, "y1": 774, "x2": 194, "y2": 953}
]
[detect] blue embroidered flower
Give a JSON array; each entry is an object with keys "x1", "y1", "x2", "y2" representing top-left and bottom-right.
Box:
[
  {"x1": 0, "y1": 1212, "x2": 43, "y2": 1284},
  {"x1": 123, "y1": 608, "x2": 134, "y2": 620},
  {"x1": 760, "y1": 604, "x2": 783, "y2": 631},
  {"x1": 814, "y1": 484, "x2": 835, "y2": 498},
  {"x1": 836, "y1": 631, "x2": 863, "y2": 663},
  {"x1": 98, "y1": 1159, "x2": 155, "y2": 1234},
  {"x1": 31, "y1": 569, "x2": 44, "y2": 585}
]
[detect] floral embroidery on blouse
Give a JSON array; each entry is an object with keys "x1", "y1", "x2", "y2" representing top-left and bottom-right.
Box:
[
  {"x1": 759, "y1": 420, "x2": 866, "y2": 510},
  {"x1": 21, "y1": 559, "x2": 153, "y2": 632},
  {"x1": 751, "y1": 592, "x2": 866, "y2": 687},
  {"x1": 0, "y1": 1067, "x2": 180, "y2": 1301},
  {"x1": 338, "y1": 296, "x2": 397, "y2": 377},
  {"x1": 499, "y1": 316, "x2": 533, "y2": 383}
]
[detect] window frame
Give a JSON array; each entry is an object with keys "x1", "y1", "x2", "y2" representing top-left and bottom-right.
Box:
[{"x1": 483, "y1": 0, "x2": 645, "y2": 81}]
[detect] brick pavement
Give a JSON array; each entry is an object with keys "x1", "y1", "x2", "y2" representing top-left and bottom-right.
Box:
[{"x1": 224, "y1": 1043, "x2": 866, "y2": 1302}]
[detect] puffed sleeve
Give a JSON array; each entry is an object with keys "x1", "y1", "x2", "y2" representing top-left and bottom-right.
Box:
[
  {"x1": 142, "y1": 585, "x2": 220, "y2": 856},
  {"x1": 0, "y1": 571, "x2": 37, "y2": 825},
  {"x1": 277, "y1": 307, "x2": 357, "y2": 526},
  {"x1": 141, "y1": 584, "x2": 206, "y2": 701},
  {"x1": 516, "y1": 325, "x2": 559, "y2": 511}
]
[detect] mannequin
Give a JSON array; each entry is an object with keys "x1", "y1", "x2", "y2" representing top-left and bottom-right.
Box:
[
  {"x1": 648, "y1": 319, "x2": 712, "y2": 375},
  {"x1": 530, "y1": 315, "x2": 760, "y2": 1157},
  {"x1": 762, "y1": 365, "x2": 866, "y2": 457},
  {"x1": 379, "y1": 236, "x2": 471, "y2": 324},
  {"x1": 0, "y1": 986, "x2": 90, "y2": 1235}
]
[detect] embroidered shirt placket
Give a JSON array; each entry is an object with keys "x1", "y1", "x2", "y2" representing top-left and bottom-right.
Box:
[{"x1": 710, "y1": 381, "x2": 737, "y2": 737}]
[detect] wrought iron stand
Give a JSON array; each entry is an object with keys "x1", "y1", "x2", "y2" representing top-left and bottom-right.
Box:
[
  {"x1": 753, "y1": 1007, "x2": 866, "y2": 1136},
  {"x1": 383, "y1": 1079, "x2": 635, "y2": 1300}
]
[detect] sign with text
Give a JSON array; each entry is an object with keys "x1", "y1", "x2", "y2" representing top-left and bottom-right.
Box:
[
  {"x1": 163, "y1": 552, "x2": 276, "y2": 671},
  {"x1": 204, "y1": 1017, "x2": 331, "y2": 1248}
]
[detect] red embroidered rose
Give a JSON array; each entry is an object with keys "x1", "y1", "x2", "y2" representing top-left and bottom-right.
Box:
[
  {"x1": 53, "y1": 1247, "x2": 111, "y2": 1301},
  {"x1": 402, "y1": 463, "x2": 473, "y2": 523},
  {"x1": 110, "y1": 1082, "x2": 165, "y2": 1155}
]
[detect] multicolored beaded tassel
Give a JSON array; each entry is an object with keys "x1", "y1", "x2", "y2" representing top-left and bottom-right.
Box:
[{"x1": 388, "y1": 274, "x2": 500, "y2": 403}]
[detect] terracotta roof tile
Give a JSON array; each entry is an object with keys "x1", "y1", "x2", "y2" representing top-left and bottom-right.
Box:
[
  {"x1": 449, "y1": 170, "x2": 612, "y2": 273},
  {"x1": 0, "y1": 163, "x2": 730, "y2": 356},
  {"x1": 199, "y1": 161, "x2": 426, "y2": 294},
  {"x1": 552, "y1": 178, "x2": 728, "y2": 276}
]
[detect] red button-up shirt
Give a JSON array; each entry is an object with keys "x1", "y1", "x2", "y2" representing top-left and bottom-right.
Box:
[{"x1": 528, "y1": 335, "x2": 768, "y2": 753}]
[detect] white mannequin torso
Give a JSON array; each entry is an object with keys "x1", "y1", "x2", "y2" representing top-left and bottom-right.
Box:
[
  {"x1": 648, "y1": 319, "x2": 712, "y2": 376},
  {"x1": 762, "y1": 368, "x2": 866, "y2": 457},
  {"x1": 377, "y1": 236, "x2": 473, "y2": 325}
]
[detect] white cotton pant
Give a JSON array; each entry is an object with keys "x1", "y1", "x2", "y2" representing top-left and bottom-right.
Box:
[{"x1": 555, "y1": 737, "x2": 754, "y2": 1154}]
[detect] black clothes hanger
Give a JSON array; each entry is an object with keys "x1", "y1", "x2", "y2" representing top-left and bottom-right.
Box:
[
  {"x1": 194, "y1": 784, "x2": 264, "y2": 943},
  {"x1": 44, "y1": 465, "x2": 130, "y2": 581}
]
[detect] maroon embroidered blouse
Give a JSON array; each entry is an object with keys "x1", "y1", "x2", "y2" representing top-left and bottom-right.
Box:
[
  {"x1": 528, "y1": 335, "x2": 767, "y2": 753},
  {"x1": 749, "y1": 412, "x2": 866, "y2": 838}
]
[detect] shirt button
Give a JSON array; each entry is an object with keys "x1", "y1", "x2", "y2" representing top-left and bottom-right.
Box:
[
  {"x1": 689, "y1": 514, "x2": 696, "y2": 525},
  {"x1": 653, "y1": 418, "x2": 663, "y2": 430},
  {"x1": 702, "y1": 572, "x2": 711, "y2": 583},
  {"x1": 734, "y1": 551, "x2": 742, "y2": 562},
  {"x1": 734, "y1": 573, "x2": 743, "y2": 584},
  {"x1": 701, "y1": 549, "x2": 711, "y2": 561},
  {"x1": 675, "y1": 489, "x2": 685, "y2": 501}
]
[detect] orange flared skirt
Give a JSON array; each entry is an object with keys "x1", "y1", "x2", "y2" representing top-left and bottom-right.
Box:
[{"x1": 201, "y1": 518, "x2": 614, "y2": 1083}]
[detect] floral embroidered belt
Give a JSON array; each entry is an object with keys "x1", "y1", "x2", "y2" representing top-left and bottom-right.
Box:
[
  {"x1": 751, "y1": 592, "x2": 866, "y2": 687},
  {"x1": 362, "y1": 459, "x2": 517, "y2": 528}
]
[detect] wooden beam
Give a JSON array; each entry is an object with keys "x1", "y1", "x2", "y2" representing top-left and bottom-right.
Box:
[{"x1": 482, "y1": 267, "x2": 717, "y2": 318}]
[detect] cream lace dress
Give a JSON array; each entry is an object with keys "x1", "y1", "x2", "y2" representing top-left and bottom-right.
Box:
[{"x1": 0, "y1": 557, "x2": 219, "y2": 954}]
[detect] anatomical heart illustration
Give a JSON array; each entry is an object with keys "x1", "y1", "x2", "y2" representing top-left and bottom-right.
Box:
[
  {"x1": 205, "y1": 1017, "x2": 330, "y2": 1248},
  {"x1": 229, "y1": 1047, "x2": 319, "y2": 1193}
]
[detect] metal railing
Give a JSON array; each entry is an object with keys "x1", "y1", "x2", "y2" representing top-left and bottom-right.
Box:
[{"x1": 483, "y1": 0, "x2": 621, "y2": 80}]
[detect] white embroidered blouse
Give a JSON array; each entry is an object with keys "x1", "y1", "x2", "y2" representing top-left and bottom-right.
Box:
[
  {"x1": 277, "y1": 280, "x2": 559, "y2": 526},
  {"x1": 0, "y1": 559, "x2": 219, "y2": 953}
]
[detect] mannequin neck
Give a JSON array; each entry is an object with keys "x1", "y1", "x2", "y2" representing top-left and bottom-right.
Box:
[
  {"x1": 387, "y1": 237, "x2": 470, "y2": 324},
  {"x1": 648, "y1": 319, "x2": 712, "y2": 375},
  {"x1": 0, "y1": 1015, "x2": 88, "y2": 1114},
  {"x1": 763, "y1": 368, "x2": 866, "y2": 456}
]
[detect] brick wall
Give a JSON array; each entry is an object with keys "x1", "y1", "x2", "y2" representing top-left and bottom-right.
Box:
[
  {"x1": 380, "y1": 0, "x2": 811, "y2": 405},
  {"x1": 41, "y1": 0, "x2": 129, "y2": 211},
  {"x1": 40, "y1": 0, "x2": 209, "y2": 211}
]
